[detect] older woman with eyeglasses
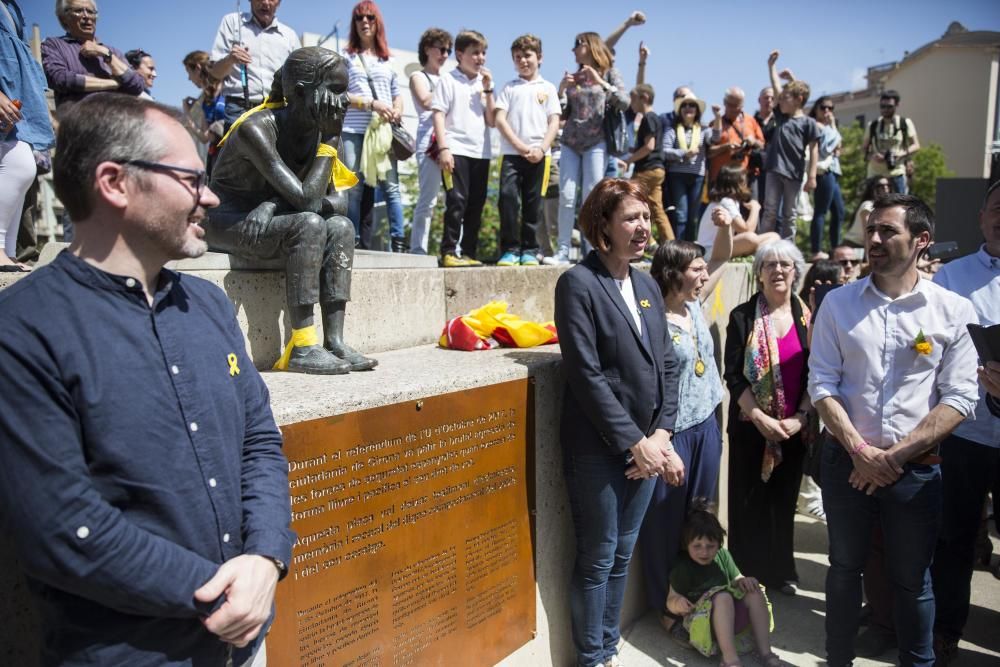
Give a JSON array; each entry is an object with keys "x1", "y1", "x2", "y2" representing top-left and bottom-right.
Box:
[
  {"x1": 41, "y1": 0, "x2": 145, "y2": 114},
  {"x1": 341, "y1": 0, "x2": 407, "y2": 251},
  {"x1": 724, "y1": 239, "x2": 814, "y2": 596}
]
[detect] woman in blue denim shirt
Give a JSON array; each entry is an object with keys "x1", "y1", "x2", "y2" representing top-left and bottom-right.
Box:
[
  {"x1": 640, "y1": 210, "x2": 734, "y2": 638},
  {"x1": 0, "y1": 0, "x2": 55, "y2": 270}
]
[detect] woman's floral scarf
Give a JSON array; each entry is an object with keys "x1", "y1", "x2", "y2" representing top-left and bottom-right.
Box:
[{"x1": 742, "y1": 293, "x2": 810, "y2": 482}]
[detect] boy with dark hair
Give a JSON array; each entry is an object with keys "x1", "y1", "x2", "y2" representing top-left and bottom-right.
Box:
[
  {"x1": 493, "y1": 34, "x2": 561, "y2": 266},
  {"x1": 761, "y1": 50, "x2": 820, "y2": 241},
  {"x1": 621, "y1": 83, "x2": 667, "y2": 245},
  {"x1": 431, "y1": 30, "x2": 495, "y2": 267}
]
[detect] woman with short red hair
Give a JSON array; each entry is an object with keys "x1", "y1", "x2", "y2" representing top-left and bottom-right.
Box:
[
  {"x1": 554, "y1": 178, "x2": 684, "y2": 667},
  {"x1": 341, "y1": 0, "x2": 406, "y2": 250}
]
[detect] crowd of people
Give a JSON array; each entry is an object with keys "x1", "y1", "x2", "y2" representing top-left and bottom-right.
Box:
[
  {"x1": 2, "y1": 1, "x2": 927, "y2": 270},
  {"x1": 1, "y1": 2, "x2": 998, "y2": 667}
]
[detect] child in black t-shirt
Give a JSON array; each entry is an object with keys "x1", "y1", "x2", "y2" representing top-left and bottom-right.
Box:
[
  {"x1": 622, "y1": 84, "x2": 669, "y2": 245},
  {"x1": 667, "y1": 501, "x2": 781, "y2": 666}
]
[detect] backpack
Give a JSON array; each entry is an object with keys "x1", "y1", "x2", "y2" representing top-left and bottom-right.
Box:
[{"x1": 866, "y1": 116, "x2": 909, "y2": 158}]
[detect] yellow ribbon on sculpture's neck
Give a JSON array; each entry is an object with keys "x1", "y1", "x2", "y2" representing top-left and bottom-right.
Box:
[
  {"x1": 273, "y1": 325, "x2": 321, "y2": 371},
  {"x1": 217, "y1": 96, "x2": 285, "y2": 146},
  {"x1": 316, "y1": 143, "x2": 360, "y2": 191}
]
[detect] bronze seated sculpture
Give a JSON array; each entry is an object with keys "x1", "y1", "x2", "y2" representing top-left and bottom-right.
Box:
[{"x1": 205, "y1": 46, "x2": 376, "y2": 374}]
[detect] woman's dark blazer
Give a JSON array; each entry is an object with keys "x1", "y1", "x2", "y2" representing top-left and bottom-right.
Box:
[
  {"x1": 554, "y1": 251, "x2": 680, "y2": 457},
  {"x1": 723, "y1": 292, "x2": 810, "y2": 429}
]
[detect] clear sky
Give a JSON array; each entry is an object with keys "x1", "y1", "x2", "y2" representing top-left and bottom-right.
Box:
[{"x1": 24, "y1": 0, "x2": 999, "y2": 115}]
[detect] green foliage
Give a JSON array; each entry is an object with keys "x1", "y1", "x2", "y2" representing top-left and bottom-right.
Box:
[
  {"x1": 909, "y1": 144, "x2": 954, "y2": 209},
  {"x1": 400, "y1": 159, "x2": 502, "y2": 260}
]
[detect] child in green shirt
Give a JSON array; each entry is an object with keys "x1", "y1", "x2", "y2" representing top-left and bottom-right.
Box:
[{"x1": 667, "y1": 501, "x2": 781, "y2": 666}]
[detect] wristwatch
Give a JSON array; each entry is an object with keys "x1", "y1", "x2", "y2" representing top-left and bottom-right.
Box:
[
  {"x1": 267, "y1": 556, "x2": 287, "y2": 578},
  {"x1": 102, "y1": 49, "x2": 112, "y2": 64}
]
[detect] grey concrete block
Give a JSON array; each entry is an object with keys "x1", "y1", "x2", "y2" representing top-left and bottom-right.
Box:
[{"x1": 444, "y1": 265, "x2": 570, "y2": 324}]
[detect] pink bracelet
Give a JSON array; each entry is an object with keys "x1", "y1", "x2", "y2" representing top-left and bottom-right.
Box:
[{"x1": 849, "y1": 440, "x2": 869, "y2": 456}]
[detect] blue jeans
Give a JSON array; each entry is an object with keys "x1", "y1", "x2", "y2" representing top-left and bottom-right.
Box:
[
  {"x1": 639, "y1": 414, "x2": 721, "y2": 610},
  {"x1": 821, "y1": 438, "x2": 941, "y2": 667},
  {"x1": 811, "y1": 171, "x2": 845, "y2": 253},
  {"x1": 341, "y1": 132, "x2": 405, "y2": 241},
  {"x1": 891, "y1": 173, "x2": 908, "y2": 195},
  {"x1": 558, "y1": 141, "x2": 606, "y2": 252},
  {"x1": 564, "y1": 450, "x2": 655, "y2": 666},
  {"x1": 666, "y1": 171, "x2": 704, "y2": 242}
]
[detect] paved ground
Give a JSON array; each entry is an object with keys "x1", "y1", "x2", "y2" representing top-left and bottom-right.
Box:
[{"x1": 617, "y1": 515, "x2": 1000, "y2": 666}]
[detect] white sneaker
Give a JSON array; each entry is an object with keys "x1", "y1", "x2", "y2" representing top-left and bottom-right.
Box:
[
  {"x1": 542, "y1": 247, "x2": 571, "y2": 266},
  {"x1": 604, "y1": 655, "x2": 623, "y2": 667}
]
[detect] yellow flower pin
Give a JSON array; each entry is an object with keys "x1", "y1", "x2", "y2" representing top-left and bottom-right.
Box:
[
  {"x1": 672, "y1": 333, "x2": 682, "y2": 345},
  {"x1": 640, "y1": 299, "x2": 651, "y2": 308},
  {"x1": 913, "y1": 330, "x2": 932, "y2": 356}
]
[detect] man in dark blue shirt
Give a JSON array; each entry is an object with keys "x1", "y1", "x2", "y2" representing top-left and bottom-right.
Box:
[{"x1": 0, "y1": 93, "x2": 294, "y2": 666}]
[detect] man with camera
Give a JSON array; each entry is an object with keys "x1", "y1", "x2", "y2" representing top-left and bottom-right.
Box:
[
  {"x1": 707, "y1": 86, "x2": 764, "y2": 186},
  {"x1": 862, "y1": 90, "x2": 919, "y2": 194}
]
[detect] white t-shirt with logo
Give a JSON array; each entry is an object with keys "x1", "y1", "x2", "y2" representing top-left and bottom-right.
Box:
[
  {"x1": 431, "y1": 68, "x2": 491, "y2": 160},
  {"x1": 494, "y1": 76, "x2": 561, "y2": 156}
]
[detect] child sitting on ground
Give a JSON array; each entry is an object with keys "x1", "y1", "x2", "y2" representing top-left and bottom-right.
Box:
[{"x1": 667, "y1": 500, "x2": 781, "y2": 667}]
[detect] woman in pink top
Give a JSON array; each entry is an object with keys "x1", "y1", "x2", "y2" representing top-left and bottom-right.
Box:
[{"x1": 723, "y1": 239, "x2": 815, "y2": 596}]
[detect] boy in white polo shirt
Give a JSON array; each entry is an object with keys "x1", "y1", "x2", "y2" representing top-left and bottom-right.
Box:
[
  {"x1": 493, "y1": 34, "x2": 561, "y2": 266},
  {"x1": 431, "y1": 30, "x2": 495, "y2": 267}
]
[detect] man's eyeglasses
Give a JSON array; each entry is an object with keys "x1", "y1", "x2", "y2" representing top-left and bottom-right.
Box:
[
  {"x1": 838, "y1": 259, "x2": 860, "y2": 267},
  {"x1": 116, "y1": 160, "x2": 207, "y2": 213},
  {"x1": 354, "y1": 13, "x2": 376, "y2": 23},
  {"x1": 68, "y1": 7, "x2": 98, "y2": 18},
  {"x1": 879, "y1": 103, "x2": 895, "y2": 110}
]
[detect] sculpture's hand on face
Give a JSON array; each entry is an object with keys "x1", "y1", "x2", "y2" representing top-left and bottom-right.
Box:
[{"x1": 313, "y1": 85, "x2": 348, "y2": 138}]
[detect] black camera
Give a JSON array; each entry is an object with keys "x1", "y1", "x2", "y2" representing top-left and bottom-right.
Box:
[
  {"x1": 884, "y1": 150, "x2": 897, "y2": 170},
  {"x1": 732, "y1": 139, "x2": 752, "y2": 159}
]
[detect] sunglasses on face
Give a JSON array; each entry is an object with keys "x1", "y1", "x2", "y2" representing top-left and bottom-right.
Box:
[
  {"x1": 876, "y1": 182, "x2": 891, "y2": 189},
  {"x1": 354, "y1": 13, "x2": 376, "y2": 23},
  {"x1": 820, "y1": 105, "x2": 835, "y2": 111},
  {"x1": 680, "y1": 103, "x2": 697, "y2": 109},
  {"x1": 434, "y1": 45, "x2": 452, "y2": 56},
  {"x1": 880, "y1": 103, "x2": 895, "y2": 109},
  {"x1": 838, "y1": 259, "x2": 860, "y2": 267},
  {"x1": 572, "y1": 38, "x2": 585, "y2": 48}
]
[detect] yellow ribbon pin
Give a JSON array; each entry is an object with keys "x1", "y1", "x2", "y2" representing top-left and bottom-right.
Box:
[
  {"x1": 640, "y1": 299, "x2": 651, "y2": 308},
  {"x1": 227, "y1": 353, "x2": 241, "y2": 376}
]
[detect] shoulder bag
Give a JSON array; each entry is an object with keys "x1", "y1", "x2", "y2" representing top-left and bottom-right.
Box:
[{"x1": 358, "y1": 55, "x2": 416, "y2": 161}]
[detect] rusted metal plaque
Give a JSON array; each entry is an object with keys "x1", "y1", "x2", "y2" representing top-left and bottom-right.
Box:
[{"x1": 268, "y1": 379, "x2": 536, "y2": 666}]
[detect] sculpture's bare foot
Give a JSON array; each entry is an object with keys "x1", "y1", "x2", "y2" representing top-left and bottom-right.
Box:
[
  {"x1": 326, "y1": 342, "x2": 378, "y2": 371},
  {"x1": 287, "y1": 345, "x2": 351, "y2": 375}
]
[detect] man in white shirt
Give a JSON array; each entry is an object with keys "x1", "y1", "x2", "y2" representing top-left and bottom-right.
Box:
[
  {"x1": 210, "y1": 0, "x2": 301, "y2": 126},
  {"x1": 808, "y1": 193, "x2": 980, "y2": 667},
  {"x1": 929, "y1": 181, "x2": 1000, "y2": 665}
]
